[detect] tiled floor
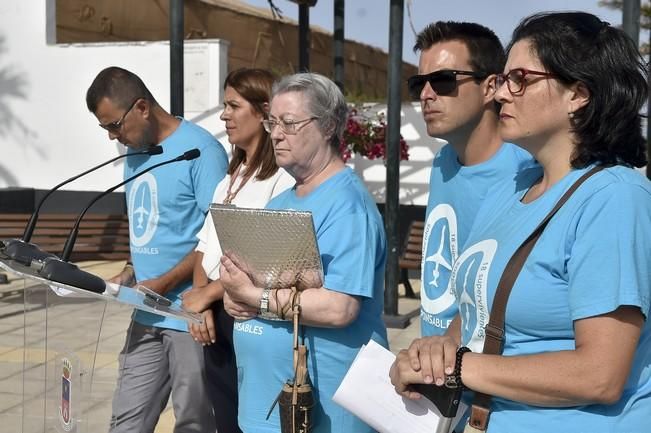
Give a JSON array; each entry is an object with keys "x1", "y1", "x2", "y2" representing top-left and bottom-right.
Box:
[{"x1": 0, "y1": 261, "x2": 421, "y2": 433}]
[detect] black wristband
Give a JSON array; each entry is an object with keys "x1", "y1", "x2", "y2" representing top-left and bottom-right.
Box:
[{"x1": 445, "y1": 346, "x2": 471, "y2": 389}]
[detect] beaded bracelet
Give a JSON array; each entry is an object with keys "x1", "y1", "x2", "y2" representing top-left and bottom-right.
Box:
[{"x1": 445, "y1": 346, "x2": 472, "y2": 389}]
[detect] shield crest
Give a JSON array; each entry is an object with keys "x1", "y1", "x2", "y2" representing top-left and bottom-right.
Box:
[{"x1": 60, "y1": 358, "x2": 73, "y2": 431}]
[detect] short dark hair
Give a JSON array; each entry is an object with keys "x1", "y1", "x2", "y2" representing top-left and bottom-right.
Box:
[
  {"x1": 223, "y1": 68, "x2": 279, "y2": 181},
  {"x1": 86, "y1": 67, "x2": 155, "y2": 113},
  {"x1": 510, "y1": 12, "x2": 648, "y2": 168},
  {"x1": 414, "y1": 21, "x2": 506, "y2": 76}
]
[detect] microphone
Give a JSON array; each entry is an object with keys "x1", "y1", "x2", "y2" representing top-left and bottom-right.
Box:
[
  {"x1": 38, "y1": 149, "x2": 201, "y2": 293},
  {"x1": 2, "y1": 146, "x2": 163, "y2": 266}
]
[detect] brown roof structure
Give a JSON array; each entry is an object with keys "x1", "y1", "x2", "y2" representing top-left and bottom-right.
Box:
[{"x1": 56, "y1": 0, "x2": 417, "y2": 101}]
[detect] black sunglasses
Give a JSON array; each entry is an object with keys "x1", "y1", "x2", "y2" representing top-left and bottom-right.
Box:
[
  {"x1": 407, "y1": 69, "x2": 488, "y2": 100},
  {"x1": 99, "y1": 98, "x2": 141, "y2": 132}
]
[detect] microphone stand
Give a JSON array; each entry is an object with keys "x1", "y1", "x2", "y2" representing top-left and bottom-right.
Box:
[
  {"x1": 39, "y1": 149, "x2": 200, "y2": 293},
  {"x1": 1, "y1": 146, "x2": 162, "y2": 266}
]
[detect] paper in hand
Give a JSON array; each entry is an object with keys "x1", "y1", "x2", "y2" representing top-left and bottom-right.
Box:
[{"x1": 333, "y1": 340, "x2": 467, "y2": 433}]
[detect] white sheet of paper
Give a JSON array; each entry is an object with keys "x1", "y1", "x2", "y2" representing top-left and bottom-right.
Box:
[{"x1": 333, "y1": 340, "x2": 467, "y2": 433}]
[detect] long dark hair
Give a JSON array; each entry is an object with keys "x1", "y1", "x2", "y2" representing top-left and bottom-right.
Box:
[
  {"x1": 224, "y1": 68, "x2": 279, "y2": 180},
  {"x1": 510, "y1": 12, "x2": 648, "y2": 168}
]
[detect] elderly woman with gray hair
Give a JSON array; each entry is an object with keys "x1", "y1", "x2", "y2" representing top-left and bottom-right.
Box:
[{"x1": 219, "y1": 72, "x2": 388, "y2": 432}]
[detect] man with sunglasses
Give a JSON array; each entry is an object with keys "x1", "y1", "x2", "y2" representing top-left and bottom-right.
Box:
[
  {"x1": 86, "y1": 67, "x2": 228, "y2": 433},
  {"x1": 408, "y1": 22, "x2": 533, "y2": 341}
]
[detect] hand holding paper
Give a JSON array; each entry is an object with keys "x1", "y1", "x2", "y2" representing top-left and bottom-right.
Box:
[{"x1": 333, "y1": 340, "x2": 467, "y2": 433}]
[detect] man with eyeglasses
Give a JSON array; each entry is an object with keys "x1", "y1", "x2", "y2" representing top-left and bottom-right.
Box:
[
  {"x1": 406, "y1": 22, "x2": 534, "y2": 343},
  {"x1": 86, "y1": 66, "x2": 228, "y2": 433}
]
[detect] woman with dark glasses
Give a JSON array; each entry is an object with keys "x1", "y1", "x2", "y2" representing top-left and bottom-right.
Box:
[{"x1": 392, "y1": 12, "x2": 651, "y2": 433}]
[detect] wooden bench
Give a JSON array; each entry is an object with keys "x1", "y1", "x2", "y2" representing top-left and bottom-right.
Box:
[
  {"x1": 398, "y1": 220, "x2": 424, "y2": 299},
  {"x1": 0, "y1": 213, "x2": 130, "y2": 262}
]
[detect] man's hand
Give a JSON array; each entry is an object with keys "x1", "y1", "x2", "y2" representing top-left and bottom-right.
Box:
[
  {"x1": 137, "y1": 277, "x2": 169, "y2": 295},
  {"x1": 108, "y1": 266, "x2": 136, "y2": 287},
  {"x1": 135, "y1": 250, "x2": 196, "y2": 296}
]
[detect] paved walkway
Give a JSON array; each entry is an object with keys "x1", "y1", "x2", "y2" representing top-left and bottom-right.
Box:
[{"x1": 0, "y1": 260, "x2": 421, "y2": 432}]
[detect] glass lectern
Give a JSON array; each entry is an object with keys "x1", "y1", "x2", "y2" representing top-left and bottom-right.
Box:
[{"x1": 0, "y1": 258, "x2": 200, "y2": 433}]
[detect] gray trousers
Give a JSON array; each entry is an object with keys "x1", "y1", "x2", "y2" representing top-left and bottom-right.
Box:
[{"x1": 109, "y1": 320, "x2": 216, "y2": 433}]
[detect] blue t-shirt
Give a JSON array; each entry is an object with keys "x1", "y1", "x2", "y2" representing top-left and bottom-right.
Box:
[
  {"x1": 421, "y1": 142, "x2": 533, "y2": 336},
  {"x1": 233, "y1": 167, "x2": 388, "y2": 433},
  {"x1": 452, "y1": 165, "x2": 651, "y2": 432},
  {"x1": 123, "y1": 119, "x2": 227, "y2": 331}
]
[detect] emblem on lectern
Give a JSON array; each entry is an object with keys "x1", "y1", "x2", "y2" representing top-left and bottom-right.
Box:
[{"x1": 59, "y1": 357, "x2": 73, "y2": 431}]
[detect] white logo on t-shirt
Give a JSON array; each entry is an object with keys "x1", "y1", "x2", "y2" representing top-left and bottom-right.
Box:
[
  {"x1": 128, "y1": 173, "x2": 159, "y2": 247},
  {"x1": 234, "y1": 321, "x2": 264, "y2": 336},
  {"x1": 421, "y1": 204, "x2": 458, "y2": 316},
  {"x1": 449, "y1": 239, "x2": 497, "y2": 352}
]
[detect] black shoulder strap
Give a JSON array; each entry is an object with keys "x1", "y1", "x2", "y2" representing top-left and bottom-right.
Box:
[{"x1": 467, "y1": 166, "x2": 604, "y2": 432}]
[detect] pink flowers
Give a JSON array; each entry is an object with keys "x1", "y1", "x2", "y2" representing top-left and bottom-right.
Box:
[{"x1": 339, "y1": 107, "x2": 409, "y2": 162}]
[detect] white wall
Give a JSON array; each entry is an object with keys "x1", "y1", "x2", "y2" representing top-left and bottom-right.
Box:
[
  {"x1": 0, "y1": 0, "x2": 229, "y2": 193},
  {"x1": 0, "y1": 0, "x2": 441, "y2": 206},
  {"x1": 348, "y1": 103, "x2": 445, "y2": 206}
]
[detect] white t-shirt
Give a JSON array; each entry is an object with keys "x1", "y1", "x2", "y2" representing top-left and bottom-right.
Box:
[{"x1": 195, "y1": 165, "x2": 295, "y2": 279}]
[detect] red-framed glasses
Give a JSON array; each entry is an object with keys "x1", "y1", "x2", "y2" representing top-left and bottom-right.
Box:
[{"x1": 496, "y1": 68, "x2": 557, "y2": 96}]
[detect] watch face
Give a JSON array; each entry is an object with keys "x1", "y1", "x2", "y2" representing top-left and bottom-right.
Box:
[{"x1": 260, "y1": 289, "x2": 270, "y2": 311}]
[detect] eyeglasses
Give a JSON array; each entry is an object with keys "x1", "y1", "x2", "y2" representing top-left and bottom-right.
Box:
[
  {"x1": 99, "y1": 98, "x2": 140, "y2": 132},
  {"x1": 262, "y1": 116, "x2": 319, "y2": 135},
  {"x1": 407, "y1": 69, "x2": 488, "y2": 100},
  {"x1": 496, "y1": 68, "x2": 557, "y2": 96}
]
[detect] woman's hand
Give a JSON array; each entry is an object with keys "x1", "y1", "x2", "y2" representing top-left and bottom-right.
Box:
[
  {"x1": 220, "y1": 253, "x2": 261, "y2": 306},
  {"x1": 407, "y1": 335, "x2": 460, "y2": 385},
  {"x1": 389, "y1": 349, "x2": 428, "y2": 400},
  {"x1": 223, "y1": 291, "x2": 259, "y2": 321},
  {"x1": 389, "y1": 335, "x2": 459, "y2": 399},
  {"x1": 189, "y1": 309, "x2": 217, "y2": 345}
]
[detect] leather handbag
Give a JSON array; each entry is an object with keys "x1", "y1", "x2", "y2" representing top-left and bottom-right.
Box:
[
  {"x1": 464, "y1": 166, "x2": 603, "y2": 433},
  {"x1": 268, "y1": 291, "x2": 315, "y2": 433}
]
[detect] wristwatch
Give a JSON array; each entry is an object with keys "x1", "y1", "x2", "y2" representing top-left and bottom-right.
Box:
[
  {"x1": 258, "y1": 288, "x2": 282, "y2": 320},
  {"x1": 259, "y1": 288, "x2": 271, "y2": 315}
]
